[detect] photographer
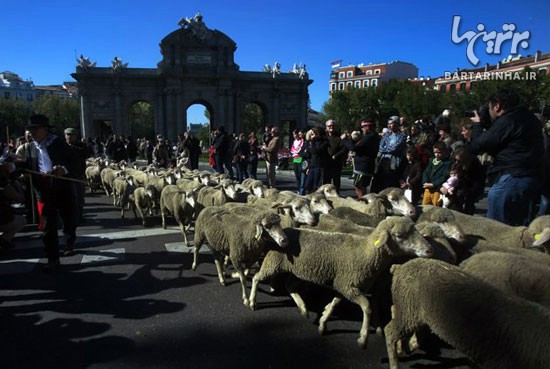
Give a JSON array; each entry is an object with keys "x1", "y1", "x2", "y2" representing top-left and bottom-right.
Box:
[{"x1": 469, "y1": 88, "x2": 544, "y2": 226}]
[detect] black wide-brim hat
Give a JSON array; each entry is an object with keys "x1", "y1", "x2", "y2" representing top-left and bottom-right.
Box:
[{"x1": 27, "y1": 114, "x2": 53, "y2": 129}]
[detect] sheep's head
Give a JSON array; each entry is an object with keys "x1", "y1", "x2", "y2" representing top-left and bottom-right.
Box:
[
  {"x1": 251, "y1": 181, "x2": 265, "y2": 198},
  {"x1": 308, "y1": 192, "x2": 332, "y2": 215},
  {"x1": 275, "y1": 198, "x2": 316, "y2": 226},
  {"x1": 373, "y1": 216, "x2": 433, "y2": 258},
  {"x1": 222, "y1": 180, "x2": 238, "y2": 200},
  {"x1": 316, "y1": 183, "x2": 338, "y2": 198},
  {"x1": 380, "y1": 187, "x2": 416, "y2": 217},
  {"x1": 531, "y1": 227, "x2": 550, "y2": 252},
  {"x1": 145, "y1": 185, "x2": 156, "y2": 198},
  {"x1": 418, "y1": 206, "x2": 466, "y2": 244},
  {"x1": 256, "y1": 212, "x2": 289, "y2": 248}
]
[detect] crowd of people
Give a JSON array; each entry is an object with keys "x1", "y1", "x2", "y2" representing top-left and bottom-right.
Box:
[{"x1": 1, "y1": 88, "x2": 549, "y2": 270}]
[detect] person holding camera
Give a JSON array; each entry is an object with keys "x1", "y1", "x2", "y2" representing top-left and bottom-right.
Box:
[{"x1": 470, "y1": 88, "x2": 544, "y2": 226}]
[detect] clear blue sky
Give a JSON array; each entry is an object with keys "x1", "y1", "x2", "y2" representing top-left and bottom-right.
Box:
[{"x1": 2, "y1": 0, "x2": 548, "y2": 123}]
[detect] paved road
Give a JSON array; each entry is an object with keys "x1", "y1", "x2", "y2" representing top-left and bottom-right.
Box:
[{"x1": 0, "y1": 167, "x2": 476, "y2": 369}]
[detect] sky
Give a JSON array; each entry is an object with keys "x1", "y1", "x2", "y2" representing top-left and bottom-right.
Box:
[{"x1": 2, "y1": 0, "x2": 549, "y2": 124}]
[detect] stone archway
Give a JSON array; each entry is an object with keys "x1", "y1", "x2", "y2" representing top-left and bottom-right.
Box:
[{"x1": 72, "y1": 14, "x2": 312, "y2": 142}]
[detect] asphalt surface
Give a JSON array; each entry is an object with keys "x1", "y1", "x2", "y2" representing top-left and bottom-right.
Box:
[{"x1": 0, "y1": 166, "x2": 478, "y2": 369}]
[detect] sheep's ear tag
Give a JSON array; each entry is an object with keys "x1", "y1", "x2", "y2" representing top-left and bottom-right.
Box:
[
  {"x1": 255, "y1": 225, "x2": 263, "y2": 240},
  {"x1": 534, "y1": 233, "x2": 541, "y2": 240},
  {"x1": 374, "y1": 238, "x2": 381, "y2": 247}
]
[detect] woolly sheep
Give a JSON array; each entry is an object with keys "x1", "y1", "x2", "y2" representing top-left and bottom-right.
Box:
[
  {"x1": 313, "y1": 213, "x2": 374, "y2": 236},
  {"x1": 460, "y1": 251, "x2": 550, "y2": 308},
  {"x1": 375, "y1": 187, "x2": 416, "y2": 217},
  {"x1": 248, "y1": 216, "x2": 433, "y2": 349},
  {"x1": 130, "y1": 184, "x2": 156, "y2": 226},
  {"x1": 416, "y1": 205, "x2": 467, "y2": 244},
  {"x1": 192, "y1": 206, "x2": 289, "y2": 305},
  {"x1": 159, "y1": 184, "x2": 197, "y2": 246},
  {"x1": 240, "y1": 178, "x2": 266, "y2": 198},
  {"x1": 327, "y1": 198, "x2": 388, "y2": 227},
  {"x1": 384, "y1": 258, "x2": 550, "y2": 369},
  {"x1": 448, "y1": 210, "x2": 550, "y2": 250},
  {"x1": 414, "y1": 221, "x2": 457, "y2": 264}
]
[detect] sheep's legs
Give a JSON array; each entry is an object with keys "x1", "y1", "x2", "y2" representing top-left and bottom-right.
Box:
[
  {"x1": 346, "y1": 292, "x2": 371, "y2": 349},
  {"x1": 191, "y1": 236, "x2": 203, "y2": 270},
  {"x1": 213, "y1": 258, "x2": 227, "y2": 286},
  {"x1": 285, "y1": 277, "x2": 309, "y2": 318},
  {"x1": 384, "y1": 305, "x2": 401, "y2": 369},
  {"x1": 234, "y1": 268, "x2": 250, "y2": 306},
  {"x1": 318, "y1": 297, "x2": 342, "y2": 335}
]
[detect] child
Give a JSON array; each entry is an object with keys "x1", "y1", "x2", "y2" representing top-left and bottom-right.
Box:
[
  {"x1": 400, "y1": 146, "x2": 424, "y2": 205},
  {"x1": 421, "y1": 142, "x2": 451, "y2": 206},
  {"x1": 439, "y1": 164, "x2": 461, "y2": 208}
]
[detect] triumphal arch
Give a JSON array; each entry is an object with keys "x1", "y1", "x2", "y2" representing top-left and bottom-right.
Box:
[{"x1": 72, "y1": 13, "x2": 313, "y2": 140}]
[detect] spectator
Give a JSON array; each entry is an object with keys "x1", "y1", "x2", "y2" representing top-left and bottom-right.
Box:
[
  {"x1": 126, "y1": 136, "x2": 138, "y2": 164},
  {"x1": 64, "y1": 128, "x2": 88, "y2": 229},
  {"x1": 0, "y1": 160, "x2": 26, "y2": 249},
  {"x1": 371, "y1": 115, "x2": 407, "y2": 193},
  {"x1": 323, "y1": 119, "x2": 347, "y2": 193},
  {"x1": 451, "y1": 146, "x2": 486, "y2": 215},
  {"x1": 153, "y1": 135, "x2": 170, "y2": 168},
  {"x1": 290, "y1": 129, "x2": 305, "y2": 193},
  {"x1": 185, "y1": 132, "x2": 201, "y2": 170},
  {"x1": 399, "y1": 146, "x2": 424, "y2": 205},
  {"x1": 262, "y1": 126, "x2": 282, "y2": 188},
  {"x1": 470, "y1": 88, "x2": 544, "y2": 226},
  {"x1": 212, "y1": 126, "x2": 234, "y2": 178},
  {"x1": 438, "y1": 124, "x2": 455, "y2": 149},
  {"x1": 539, "y1": 120, "x2": 550, "y2": 215},
  {"x1": 439, "y1": 163, "x2": 461, "y2": 209},
  {"x1": 247, "y1": 132, "x2": 259, "y2": 179},
  {"x1": 233, "y1": 133, "x2": 250, "y2": 182},
  {"x1": 421, "y1": 141, "x2": 451, "y2": 207},
  {"x1": 341, "y1": 119, "x2": 380, "y2": 198},
  {"x1": 303, "y1": 127, "x2": 329, "y2": 193}
]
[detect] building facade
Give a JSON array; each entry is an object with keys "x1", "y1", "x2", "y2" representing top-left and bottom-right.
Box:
[
  {"x1": 0, "y1": 71, "x2": 36, "y2": 102},
  {"x1": 71, "y1": 14, "x2": 312, "y2": 141},
  {"x1": 329, "y1": 61, "x2": 418, "y2": 94},
  {"x1": 434, "y1": 50, "x2": 550, "y2": 93}
]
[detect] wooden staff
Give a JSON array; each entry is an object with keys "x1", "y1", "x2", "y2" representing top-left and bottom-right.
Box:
[
  {"x1": 29, "y1": 173, "x2": 38, "y2": 224},
  {"x1": 24, "y1": 169, "x2": 88, "y2": 184}
]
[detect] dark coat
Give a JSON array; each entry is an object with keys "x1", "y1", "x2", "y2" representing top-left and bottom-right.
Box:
[{"x1": 422, "y1": 158, "x2": 451, "y2": 193}]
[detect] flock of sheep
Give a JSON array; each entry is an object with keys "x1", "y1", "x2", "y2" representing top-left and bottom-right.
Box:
[{"x1": 85, "y1": 157, "x2": 550, "y2": 369}]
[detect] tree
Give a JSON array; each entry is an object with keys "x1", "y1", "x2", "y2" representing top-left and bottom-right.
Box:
[
  {"x1": 0, "y1": 98, "x2": 31, "y2": 140},
  {"x1": 243, "y1": 103, "x2": 264, "y2": 137},
  {"x1": 128, "y1": 101, "x2": 155, "y2": 139},
  {"x1": 32, "y1": 95, "x2": 80, "y2": 131}
]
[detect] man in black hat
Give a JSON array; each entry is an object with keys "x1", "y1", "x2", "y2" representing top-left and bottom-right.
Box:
[{"x1": 25, "y1": 114, "x2": 78, "y2": 271}]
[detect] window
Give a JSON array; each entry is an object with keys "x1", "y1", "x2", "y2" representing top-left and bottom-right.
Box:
[
  {"x1": 346, "y1": 81, "x2": 353, "y2": 89},
  {"x1": 366, "y1": 70, "x2": 373, "y2": 75},
  {"x1": 460, "y1": 82, "x2": 467, "y2": 91},
  {"x1": 371, "y1": 79, "x2": 378, "y2": 87},
  {"x1": 355, "y1": 81, "x2": 361, "y2": 88},
  {"x1": 363, "y1": 80, "x2": 370, "y2": 87},
  {"x1": 439, "y1": 85, "x2": 446, "y2": 92},
  {"x1": 346, "y1": 71, "x2": 353, "y2": 78},
  {"x1": 449, "y1": 84, "x2": 456, "y2": 92},
  {"x1": 338, "y1": 82, "x2": 344, "y2": 90},
  {"x1": 339, "y1": 72, "x2": 345, "y2": 78},
  {"x1": 374, "y1": 69, "x2": 381, "y2": 74},
  {"x1": 330, "y1": 83, "x2": 337, "y2": 91}
]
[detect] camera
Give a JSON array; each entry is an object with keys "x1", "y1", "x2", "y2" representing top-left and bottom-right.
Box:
[{"x1": 464, "y1": 110, "x2": 476, "y2": 118}]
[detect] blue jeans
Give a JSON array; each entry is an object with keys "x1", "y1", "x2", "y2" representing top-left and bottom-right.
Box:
[{"x1": 487, "y1": 174, "x2": 541, "y2": 226}]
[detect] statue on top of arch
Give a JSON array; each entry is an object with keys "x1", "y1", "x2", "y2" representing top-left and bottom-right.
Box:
[
  {"x1": 111, "y1": 56, "x2": 128, "y2": 71},
  {"x1": 77, "y1": 54, "x2": 96, "y2": 70},
  {"x1": 178, "y1": 12, "x2": 210, "y2": 42}
]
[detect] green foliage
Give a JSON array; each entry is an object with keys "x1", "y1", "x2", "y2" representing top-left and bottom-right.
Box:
[
  {"x1": 128, "y1": 101, "x2": 155, "y2": 139},
  {"x1": 0, "y1": 98, "x2": 31, "y2": 138},
  {"x1": 243, "y1": 103, "x2": 264, "y2": 136},
  {"x1": 32, "y1": 95, "x2": 80, "y2": 131},
  {"x1": 322, "y1": 75, "x2": 550, "y2": 134},
  {"x1": 196, "y1": 124, "x2": 211, "y2": 146}
]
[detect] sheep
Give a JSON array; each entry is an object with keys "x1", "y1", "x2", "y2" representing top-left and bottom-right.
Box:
[
  {"x1": 192, "y1": 206, "x2": 289, "y2": 306},
  {"x1": 327, "y1": 197, "x2": 388, "y2": 227},
  {"x1": 364, "y1": 187, "x2": 416, "y2": 217},
  {"x1": 247, "y1": 216, "x2": 433, "y2": 349},
  {"x1": 112, "y1": 175, "x2": 135, "y2": 210},
  {"x1": 248, "y1": 196, "x2": 316, "y2": 227},
  {"x1": 159, "y1": 184, "x2": 197, "y2": 246},
  {"x1": 240, "y1": 178, "x2": 267, "y2": 198},
  {"x1": 384, "y1": 258, "x2": 550, "y2": 369},
  {"x1": 460, "y1": 251, "x2": 550, "y2": 308},
  {"x1": 129, "y1": 184, "x2": 156, "y2": 226},
  {"x1": 416, "y1": 205, "x2": 467, "y2": 245},
  {"x1": 100, "y1": 166, "x2": 123, "y2": 197},
  {"x1": 414, "y1": 221, "x2": 457, "y2": 264},
  {"x1": 313, "y1": 213, "x2": 374, "y2": 236},
  {"x1": 84, "y1": 159, "x2": 105, "y2": 193},
  {"x1": 447, "y1": 210, "x2": 550, "y2": 250}
]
